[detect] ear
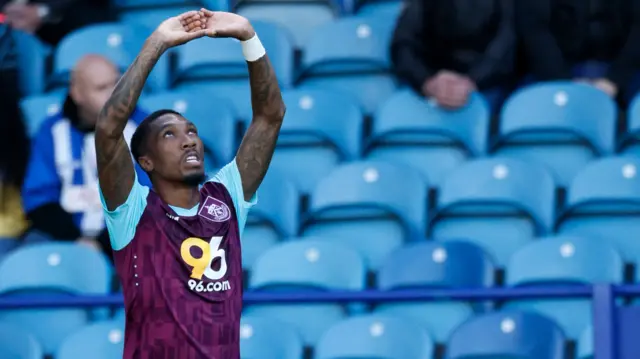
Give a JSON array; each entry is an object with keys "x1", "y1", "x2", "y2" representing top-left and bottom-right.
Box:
[{"x1": 138, "y1": 156, "x2": 154, "y2": 173}]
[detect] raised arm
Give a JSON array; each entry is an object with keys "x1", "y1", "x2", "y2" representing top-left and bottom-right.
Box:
[
  {"x1": 96, "y1": 11, "x2": 207, "y2": 211},
  {"x1": 201, "y1": 10, "x2": 286, "y2": 201}
]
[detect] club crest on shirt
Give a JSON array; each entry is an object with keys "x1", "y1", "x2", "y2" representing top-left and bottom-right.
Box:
[{"x1": 198, "y1": 196, "x2": 231, "y2": 222}]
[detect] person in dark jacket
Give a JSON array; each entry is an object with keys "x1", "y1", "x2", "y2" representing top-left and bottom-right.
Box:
[
  {"x1": 517, "y1": 0, "x2": 640, "y2": 104},
  {"x1": 391, "y1": 0, "x2": 516, "y2": 111}
]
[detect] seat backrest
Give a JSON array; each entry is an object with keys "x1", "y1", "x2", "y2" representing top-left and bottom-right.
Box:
[
  {"x1": 240, "y1": 316, "x2": 304, "y2": 359},
  {"x1": 176, "y1": 20, "x2": 294, "y2": 87},
  {"x1": 248, "y1": 170, "x2": 300, "y2": 237},
  {"x1": 435, "y1": 158, "x2": 556, "y2": 232},
  {"x1": 308, "y1": 160, "x2": 428, "y2": 237},
  {"x1": 19, "y1": 93, "x2": 64, "y2": 136},
  {"x1": 277, "y1": 89, "x2": 363, "y2": 160},
  {"x1": 0, "y1": 323, "x2": 42, "y2": 359},
  {"x1": 13, "y1": 28, "x2": 48, "y2": 95},
  {"x1": 0, "y1": 243, "x2": 112, "y2": 294},
  {"x1": 378, "y1": 240, "x2": 494, "y2": 290},
  {"x1": 56, "y1": 321, "x2": 124, "y2": 359},
  {"x1": 507, "y1": 236, "x2": 623, "y2": 286},
  {"x1": 577, "y1": 326, "x2": 593, "y2": 359},
  {"x1": 371, "y1": 89, "x2": 490, "y2": 156},
  {"x1": 138, "y1": 91, "x2": 237, "y2": 166},
  {"x1": 301, "y1": 15, "x2": 396, "y2": 76},
  {"x1": 621, "y1": 92, "x2": 640, "y2": 151},
  {"x1": 315, "y1": 314, "x2": 434, "y2": 359},
  {"x1": 447, "y1": 311, "x2": 566, "y2": 359},
  {"x1": 561, "y1": 156, "x2": 640, "y2": 214},
  {"x1": 497, "y1": 82, "x2": 617, "y2": 154},
  {"x1": 54, "y1": 23, "x2": 168, "y2": 91},
  {"x1": 249, "y1": 239, "x2": 366, "y2": 290}
]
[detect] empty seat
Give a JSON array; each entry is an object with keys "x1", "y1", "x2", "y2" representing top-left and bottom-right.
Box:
[
  {"x1": 366, "y1": 89, "x2": 490, "y2": 187},
  {"x1": 621, "y1": 92, "x2": 640, "y2": 155},
  {"x1": 578, "y1": 326, "x2": 593, "y2": 359},
  {"x1": 53, "y1": 23, "x2": 168, "y2": 91},
  {"x1": 492, "y1": 82, "x2": 617, "y2": 186},
  {"x1": 504, "y1": 236, "x2": 622, "y2": 339},
  {"x1": 447, "y1": 311, "x2": 565, "y2": 359},
  {"x1": 302, "y1": 161, "x2": 428, "y2": 268},
  {"x1": 236, "y1": 0, "x2": 336, "y2": 47},
  {"x1": 315, "y1": 314, "x2": 434, "y2": 359},
  {"x1": 138, "y1": 91, "x2": 237, "y2": 170},
  {"x1": 13, "y1": 28, "x2": 48, "y2": 95},
  {"x1": 0, "y1": 323, "x2": 42, "y2": 359},
  {"x1": 240, "y1": 316, "x2": 304, "y2": 359},
  {"x1": 430, "y1": 158, "x2": 556, "y2": 266},
  {"x1": 243, "y1": 172, "x2": 300, "y2": 270},
  {"x1": 56, "y1": 321, "x2": 124, "y2": 359},
  {"x1": 556, "y1": 157, "x2": 640, "y2": 263},
  {"x1": 375, "y1": 241, "x2": 493, "y2": 342},
  {"x1": 19, "y1": 93, "x2": 65, "y2": 136},
  {"x1": 245, "y1": 240, "x2": 365, "y2": 344},
  {"x1": 0, "y1": 243, "x2": 112, "y2": 353},
  {"x1": 265, "y1": 89, "x2": 363, "y2": 193},
  {"x1": 298, "y1": 16, "x2": 398, "y2": 114}
]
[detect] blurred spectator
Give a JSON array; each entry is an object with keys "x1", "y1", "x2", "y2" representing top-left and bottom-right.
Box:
[
  {"x1": 22, "y1": 55, "x2": 151, "y2": 261},
  {"x1": 1, "y1": 0, "x2": 114, "y2": 45},
  {"x1": 517, "y1": 0, "x2": 640, "y2": 104},
  {"x1": 390, "y1": 0, "x2": 515, "y2": 111}
]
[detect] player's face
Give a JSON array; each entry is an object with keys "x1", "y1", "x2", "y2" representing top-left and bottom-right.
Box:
[{"x1": 145, "y1": 114, "x2": 206, "y2": 185}]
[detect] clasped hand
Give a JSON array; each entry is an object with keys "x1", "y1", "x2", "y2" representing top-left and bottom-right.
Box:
[{"x1": 152, "y1": 9, "x2": 255, "y2": 48}]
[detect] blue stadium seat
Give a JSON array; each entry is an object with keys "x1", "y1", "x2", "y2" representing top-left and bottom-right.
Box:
[
  {"x1": 245, "y1": 240, "x2": 365, "y2": 345},
  {"x1": 298, "y1": 16, "x2": 398, "y2": 114},
  {"x1": 240, "y1": 316, "x2": 304, "y2": 359},
  {"x1": 374, "y1": 241, "x2": 493, "y2": 342},
  {"x1": 315, "y1": 314, "x2": 434, "y2": 359},
  {"x1": 243, "y1": 172, "x2": 300, "y2": 270},
  {"x1": 366, "y1": 89, "x2": 490, "y2": 187},
  {"x1": 138, "y1": 91, "x2": 237, "y2": 170},
  {"x1": 430, "y1": 158, "x2": 556, "y2": 266},
  {"x1": 53, "y1": 23, "x2": 168, "y2": 91},
  {"x1": 0, "y1": 323, "x2": 42, "y2": 359},
  {"x1": 0, "y1": 239, "x2": 19, "y2": 260},
  {"x1": 556, "y1": 157, "x2": 640, "y2": 263},
  {"x1": 504, "y1": 236, "x2": 622, "y2": 339},
  {"x1": 447, "y1": 311, "x2": 565, "y2": 359},
  {"x1": 236, "y1": 0, "x2": 336, "y2": 47},
  {"x1": 56, "y1": 321, "x2": 124, "y2": 359},
  {"x1": 13, "y1": 28, "x2": 48, "y2": 95},
  {"x1": 492, "y1": 82, "x2": 617, "y2": 186},
  {"x1": 302, "y1": 161, "x2": 428, "y2": 268},
  {"x1": 578, "y1": 326, "x2": 593, "y2": 359},
  {"x1": 264, "y1": 89, "x2": 363, "y2": 194},
  {"x1": 0, "y1": 243, "x2": 112, "y2": 354},
  {"x1": 19, "y1": 93, "x2": 65, "y2": 136}
]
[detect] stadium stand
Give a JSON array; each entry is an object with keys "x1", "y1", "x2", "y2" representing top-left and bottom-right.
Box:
[{"x1": 8, "y1": 2, "x2": 640, "y2": 358}]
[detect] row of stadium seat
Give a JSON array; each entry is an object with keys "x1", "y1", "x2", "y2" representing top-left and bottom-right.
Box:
[
  {"x1": 0, "y1": 236, "x2": 626, "y2": 351},
  {"x1": 17, "y1": 14, "x2": 397, "y2": 110},
  {"x1": 21, "y1": 82, "x2": 640, "y2": 187},
  {"x1": 0, "y1": 311, "x2": 595, "y2": 359}
]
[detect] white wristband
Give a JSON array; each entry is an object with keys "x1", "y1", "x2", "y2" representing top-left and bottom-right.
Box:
[{"x1": 241, "y1": 34, "x2": 266, "y2": 62}]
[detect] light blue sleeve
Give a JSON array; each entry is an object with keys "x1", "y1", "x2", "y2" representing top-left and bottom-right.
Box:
[
  {"x1": 99, "y1": 174, "x2": 150, "y2": 250},
  {"x1": 209, "y1": 158, "x2": 257, "y2": 236}
]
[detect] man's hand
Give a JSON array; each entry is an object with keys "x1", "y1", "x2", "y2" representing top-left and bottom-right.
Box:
[
  {"x1": 592, "y1": 78, "x2": 618, "y2": 97},
  {"x1": 423, "y1": 70, "x2": 475, "y2": 109},
  {"x1": 77, "y1": 236, "x2": 101, "y2": 252},
  {"x1": 199, "y1": 9, "x2": 255, "y2": 41},
  {"x1": 151, "y1": 10, "x2": 208, "y2": 49},
  {"x1": 4, "y1": 3, "x2": 42, "y2": 34}
]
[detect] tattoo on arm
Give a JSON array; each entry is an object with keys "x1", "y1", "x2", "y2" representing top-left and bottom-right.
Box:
[
  {"x1": 236, "y1": 55, "x2": 286, "y2": 201},
  {"x1": 95, "y1": 36, "x2": 167, "y2": 211}
]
